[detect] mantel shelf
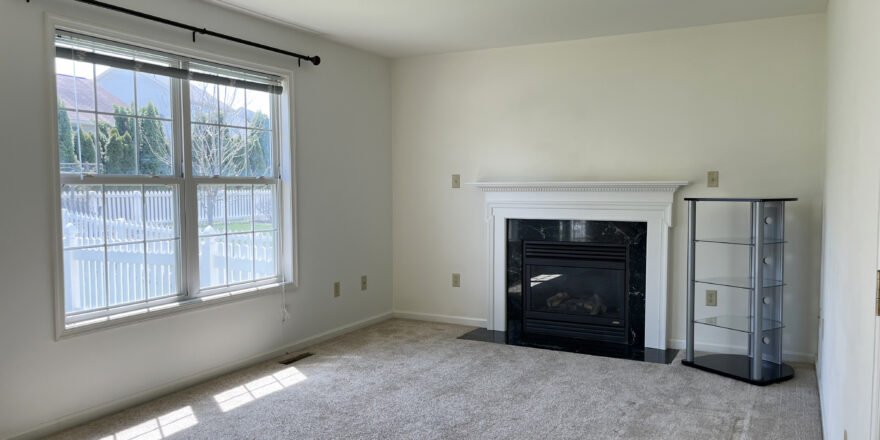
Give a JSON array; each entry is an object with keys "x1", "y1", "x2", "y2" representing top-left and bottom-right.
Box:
[{"x1": 466, "y1": 181, "x2": 689, "y2": 193}]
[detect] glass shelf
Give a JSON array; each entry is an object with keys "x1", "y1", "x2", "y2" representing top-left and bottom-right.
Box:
[
  {"x1": 695, "y1": 276, "x2": 784, "y2": 290},
  {"x1": 695, "y1": 236, "x2": 786, "y2": 246},
  {"x1": 695, "y1": 315, "x2": 784, "y2": 333}
]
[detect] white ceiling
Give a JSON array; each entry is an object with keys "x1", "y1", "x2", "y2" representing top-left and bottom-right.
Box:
[{"x1": 205, "y1": 0, "x2": 827, "y2": 58}]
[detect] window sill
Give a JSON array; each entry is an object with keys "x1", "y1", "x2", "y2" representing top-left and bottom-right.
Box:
[{"x1": 57, "y1": 281, "x2": 295, "y2": 340}]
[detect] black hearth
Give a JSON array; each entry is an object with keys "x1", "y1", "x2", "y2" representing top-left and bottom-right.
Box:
[{"x1": 522, "y1": 241, "x2": 629, "y2": 344}]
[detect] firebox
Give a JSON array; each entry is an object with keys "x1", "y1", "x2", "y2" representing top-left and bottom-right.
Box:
[{"x1": 522, "y1": 241, "x2": 629, "y2": 344}]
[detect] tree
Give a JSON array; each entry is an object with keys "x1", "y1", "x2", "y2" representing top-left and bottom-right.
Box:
[
  {"x1": 79, "y1": 131, "x2": 96, "y2": 171},
  {"x1": 246, "y1": 111, "x2": 272, "y2": 177},
  {"x1": 137, "y1": 102, "x2": 172, "y2": 175},
  {"x1": 57, "y1": 101, "x2": 77, "y2": 168},
  {"x1": 101, "y1": 128, "x2": 136, "y2": 174}
]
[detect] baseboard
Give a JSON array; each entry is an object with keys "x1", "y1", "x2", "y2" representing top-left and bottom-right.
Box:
[
  {"x1": 7, "y1": 311, "x2": 393, "y2": 440},
  {"x1": 667, "y1": 338, "x2": 816, "y2": 364},
  {"x1": 392, "y1": 310, "x2": 487, "y2": 327}
]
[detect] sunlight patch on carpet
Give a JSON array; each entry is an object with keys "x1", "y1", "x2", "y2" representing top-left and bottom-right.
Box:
[
  {"x1": 98, "y1": 406, "x2": 197, "y2": 440},
  {"x1": 213, "y1": 366, "x2": 307, "y2": 412}
]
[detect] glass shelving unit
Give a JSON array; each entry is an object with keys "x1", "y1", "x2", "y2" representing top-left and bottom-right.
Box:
[{"x1": 681, "y1": 197, "x2": 796, "y2": 386}]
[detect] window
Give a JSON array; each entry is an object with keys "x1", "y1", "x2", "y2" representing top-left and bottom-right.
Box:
[{"x1": 53, "y1": 30, "x2": 290, "y2": 331}]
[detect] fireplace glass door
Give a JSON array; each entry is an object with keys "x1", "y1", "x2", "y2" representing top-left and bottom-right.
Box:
[
  {"x1": 526, "y1": 264, "x2": 625, "y2": 326},
  {"x1": 522, "y1": 241, "x2": 629, "y2": 343}
]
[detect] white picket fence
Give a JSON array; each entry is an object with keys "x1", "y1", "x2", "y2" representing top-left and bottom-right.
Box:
[{"x1": 62, "y1": 187, "x2": 276, "y2": 314}]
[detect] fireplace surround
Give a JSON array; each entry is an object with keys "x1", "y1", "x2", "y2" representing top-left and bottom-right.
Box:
[{"x1": 469, "y1": 181, "x2": 687, "y2": 352}]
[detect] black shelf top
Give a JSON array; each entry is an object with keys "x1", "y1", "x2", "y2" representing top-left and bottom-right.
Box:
[{"x1": 683, "y1": 197, "x2": 798, "y2": 202}]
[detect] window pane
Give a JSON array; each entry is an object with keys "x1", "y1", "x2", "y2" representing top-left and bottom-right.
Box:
[
  {"x1": 254, "y1": 184, "x2": 275, "y2": 231},
  {"x1": 99, "y1": 116, "x2": 137, "y2": 175},
  {"x1": 226, "y1": 185, "x2": 253, "y2": 232},
  {"x1": 218, "y1": 85, "x2": 246, "y2": 127},
  {"x1": 199, "y1": 235, "x2": 226, "y2": 288},
  {"x1": 254, "y1": 231, "x2": 276, "y2": 279},
  {"x1": 227, "y1": 233, "x2": 254, "y2": 284},
  {"x1": 147, "y1": 239, "x2": 179, "y2": 299},
  {"x1": 198, "y1": 184, "x2": 226, "y2": 234},
  {"x1": 96, "y1": 65, "x2": 135, "y2": 114},
  {"x1": 145, "y1": 185, "x2": 178, "y2": 240},
  {"x1": 192, "y1": 123, "x2": 220, "y2": 176},
  {"x1": 137, "y1": 119, "x2": 173, "y2": 175},
  {"x1": 62, "y1": 184, "x2": 104, "y2": 247},
  {"x1": 246, "y1": 90, "x2": 271, "y2": 129},
  {"x1": 64, "y1": 246, "x2": 106, "y2": 313},
  {"x1": 137, "y1": 72, "x2": 172, "y2": 119},
  {"x1": 55, "y1": 57, "x2": 96, "y2": 112},
  {"x1": 77, "y1": 117, "x2": 100, "y2": 174},
  {"x1": 107, "y1": 242, "x2": 145, "y2": 306},
  {"x1": 104, "y1": 185, "x2": 144, "y2": 244},
  {"x1": 57, "y1": 108, "x2": 81, "y2": 174},
  {"x1": 191, "y1": 81, "x2": 218, "y2": 123},
  {"x1": 246, "y1": 129, "x2": 273, "y2": 177},
  {"x1": 221, "y1": 127, "x2": 246, "y2": 177}
]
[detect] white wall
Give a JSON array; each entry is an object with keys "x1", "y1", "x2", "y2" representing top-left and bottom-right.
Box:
[
  {"x1": 0, "y1": 0, "x2": 391, "y2": 438},
  {"x1": 392, "y1": 15, "x2": 826, "y2": 359},
  {"x1": 818, "y1": 0, "x2": 880, "y2": 438}
]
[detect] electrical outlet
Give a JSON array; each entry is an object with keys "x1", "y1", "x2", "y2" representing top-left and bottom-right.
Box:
[
  {"x1": 707, "y1": 171, "x2": 719, "y2": 188},
  {"x1": 452, "y1": 273, "x2": 461, "y2": 287},
  {"x1": 452, "y1": 174, "x2": 461, "y2": 189},
  {"x1": 361, "y1": 275, "x2": 367, "y2": 291},
  {"x1": 706, "y1": 290, "x2": 718, "y2": 306},
  {"x1": 333, "y1": 281, "x2": 340, "y2": 297}
]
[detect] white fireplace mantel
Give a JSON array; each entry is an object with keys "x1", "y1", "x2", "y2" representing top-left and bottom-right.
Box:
[{"x1": 468, "y1": 180, "x2": 688, "y2": 350}]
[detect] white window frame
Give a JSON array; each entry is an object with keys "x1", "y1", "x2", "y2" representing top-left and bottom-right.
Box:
[{"x1": 47, "y1": 15, "x2": 298, "y2": 339}]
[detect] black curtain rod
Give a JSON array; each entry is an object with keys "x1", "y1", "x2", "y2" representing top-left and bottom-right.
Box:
[{"x1": 29, "y1": 0, "x2": 321, "y2": 66}]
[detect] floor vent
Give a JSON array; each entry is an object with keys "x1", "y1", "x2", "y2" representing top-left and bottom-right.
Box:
[{"x1": 279, "y1": 352, "x2": 314, "y2": 365}]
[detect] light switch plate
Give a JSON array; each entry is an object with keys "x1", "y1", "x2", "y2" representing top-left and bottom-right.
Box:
[
  {"x1": 707, "y1": 171, "x2": 719, "y2": 188},
  {"x1": 333, "y1": 282, "x2": 340, "y2": 297},
  {"x1": 706, "y1": 289, "x2": 718, "y2": 306},
  {"x1": 452, "y1": 273, "x2": 461, "y2": 287},
  {"x1": 361, "y1": 275, "x2": 367, "y2": 291},
  {"x1": 452, "y1": 174, "x2": 461, "y2": 189}
]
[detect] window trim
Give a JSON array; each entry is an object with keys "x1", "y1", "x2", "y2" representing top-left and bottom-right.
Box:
[{"x1": 46, "y1": 14, "x2": 298, "y2": 339}]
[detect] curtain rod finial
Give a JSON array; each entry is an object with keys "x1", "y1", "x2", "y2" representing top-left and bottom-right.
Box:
[{"x1": 311, "y1": 55, "x2": 321, "y2": 66}]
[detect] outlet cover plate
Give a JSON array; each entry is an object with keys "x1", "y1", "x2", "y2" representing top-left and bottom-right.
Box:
[
  {"x1": 706, "y1": 289, "x2": 717, "y2": 306},
  {"x1": 361, "y1": 275, "x2": 367, "y2": 291},
  {"x1": 333, "y1": 282, "x2": 340, "y2": 297},
  {"x1": 452, "y1": 273, "x2": 461, "y2": 287},
  {"x1": 707, "y1": 171, "x2": 719, "y2": 188},
  {"x1": 452, "y1": 174, "x2": 461, "y2": 189}
]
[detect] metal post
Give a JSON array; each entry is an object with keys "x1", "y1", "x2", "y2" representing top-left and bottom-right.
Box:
[
  {"x1": 751, "y1": 202, "x2": 765, "y2": 380},
  {"x1": 686, "y1": 200, "x2": 696, "y2": 362}
]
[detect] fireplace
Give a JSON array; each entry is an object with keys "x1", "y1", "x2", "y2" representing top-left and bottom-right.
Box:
[
  {"x1": 470, "y1": 180, "x2": 687, "y2": 352},
  {"x1": 522, "y1": 241, "x2": 629, "y2": 344}
]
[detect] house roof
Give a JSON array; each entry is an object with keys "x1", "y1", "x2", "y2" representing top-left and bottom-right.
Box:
[{"x1": 56, "y1": 74, "x2": 128, "y2": 126}]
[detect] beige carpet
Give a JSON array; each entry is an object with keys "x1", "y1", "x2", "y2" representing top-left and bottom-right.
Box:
[{"x1": 46, "y1": 319, "x2": 822, "y2": 439}]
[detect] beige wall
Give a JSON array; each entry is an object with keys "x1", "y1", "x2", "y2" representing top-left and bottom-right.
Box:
[
  {"x1": 392, "y1": 15, "x2": 826, "y2": 359},
  {"x1": 818, "y1": 0, "x2": 880, "y2": 438},
  {"x1": 0, "y1": 0, "x2": 391, "y2": 438}
]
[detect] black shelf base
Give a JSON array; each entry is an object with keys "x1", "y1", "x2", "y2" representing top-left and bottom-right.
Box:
[{"x1": 682, "y1": 353, "x2": 794, "y2": 386}]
